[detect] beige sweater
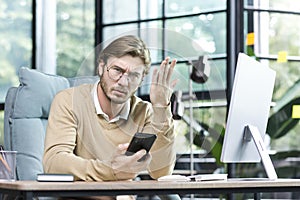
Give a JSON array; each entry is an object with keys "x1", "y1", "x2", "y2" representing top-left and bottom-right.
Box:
[{"x1": 43, "y1": 84, "x2": 176, "y2": 181}]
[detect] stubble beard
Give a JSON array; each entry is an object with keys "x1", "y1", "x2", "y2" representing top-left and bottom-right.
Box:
[{"x1": 100, "y1": 78, "x2": 136, "y2": 104}]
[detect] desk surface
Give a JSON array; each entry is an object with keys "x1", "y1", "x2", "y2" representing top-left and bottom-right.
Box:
[
  {"x1": 0, "y1": 179, "x2": 300, "y2": 191},
  {"x1": 0, "y1": 179, "x2": 300, "y2": 200}
]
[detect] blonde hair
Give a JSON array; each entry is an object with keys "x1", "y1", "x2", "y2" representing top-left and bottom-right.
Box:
[{"x1": 98, "y1": 35, "x2": 151, "y2": 74}]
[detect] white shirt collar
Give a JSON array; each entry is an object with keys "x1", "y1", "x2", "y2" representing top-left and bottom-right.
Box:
[{"x1": 92, "y1": 81, "x2": 130, "y2": 123}]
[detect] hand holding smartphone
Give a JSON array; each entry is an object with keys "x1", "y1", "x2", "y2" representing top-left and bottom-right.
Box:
[{"x1": 125, "y1": 133, "x2": 157, "y2": 162}]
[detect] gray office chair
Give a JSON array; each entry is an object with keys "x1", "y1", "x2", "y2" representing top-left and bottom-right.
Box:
[{"x1": 4, "y1": 67, "x2": 98, "y2": 180}]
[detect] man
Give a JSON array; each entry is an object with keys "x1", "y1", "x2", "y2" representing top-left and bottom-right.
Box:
[{"x1": 43, "y1": 35, "x2": 177, "y2": 181}]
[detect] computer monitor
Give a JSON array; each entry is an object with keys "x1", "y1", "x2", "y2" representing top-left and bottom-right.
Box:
[{"x1": 220, "y1": 53, "x2": 278, "y2": 180}]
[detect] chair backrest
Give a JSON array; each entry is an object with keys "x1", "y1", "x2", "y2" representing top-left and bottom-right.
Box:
[{"x1": 4, "y1": 67, "x2": 98, "y2": 180}]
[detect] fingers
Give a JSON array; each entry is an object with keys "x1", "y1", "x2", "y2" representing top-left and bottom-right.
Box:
[
  {"x1": 157, "y1": 57, "x2": 169, "y2": 84},
  {"x1": 124, "y1": 149, "x2": 150, "y2": 164},
  {"x1": 166, "y1": 59, "x2": 177, "y2": 85},
  {"x1": 113, "y1": 143, "x2": 129, "y2": 157},
  {"x1": 118, "y1": 143, "x2": 129, "y2": 151},
  {"x1": 133, "y1": 149, "x2": 149, "y2": 162},
  {"x1": 111, "y1": 147, "x2": 150, "y2": 180},
  {"x1": 115, "y1": 143, "x2": 148, "y2": 161},
  {"x1": 153, "y1": 57, "x2": 176, "y2": 86}
]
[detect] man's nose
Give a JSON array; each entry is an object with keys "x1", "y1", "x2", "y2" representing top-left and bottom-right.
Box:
[{"x1": 118, "y1": 73, "x2": 130, "y2": 85}]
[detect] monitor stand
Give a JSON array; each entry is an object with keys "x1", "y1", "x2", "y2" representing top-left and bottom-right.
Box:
[{"x1": 243, "y1": 125, "x2": 278, "y2": 180}]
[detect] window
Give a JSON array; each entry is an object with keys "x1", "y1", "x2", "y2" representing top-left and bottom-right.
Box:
[
  {"x1": 0, "y1": 0, "x2": 33, "y2": 144},
  {"x1": 56, "y1": 0, "x2": 95, "y2": 77},
  {"x1": 245, "y1": 0, "x2": 300, "y2": 151},
  {"x1": 0, "y1": 0, "x2": 95, "y2": 144},
  {"x1": 98, "y1": 0, "x2": 228, "y2": 156},
  {"x1": 0, "y1": 0, "x2": 33, "y2": 103}
]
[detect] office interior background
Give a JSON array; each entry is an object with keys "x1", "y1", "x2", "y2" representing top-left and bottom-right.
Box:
[{"x1": 0, "y1": 0, "x2": 300, "y2": 180}]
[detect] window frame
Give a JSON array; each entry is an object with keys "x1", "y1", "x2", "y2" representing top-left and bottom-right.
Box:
[{"x1": 95, "y1": 0, "x2": 229, "y2": 101}]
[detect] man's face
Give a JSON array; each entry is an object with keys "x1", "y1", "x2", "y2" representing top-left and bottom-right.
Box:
[{"x1": 99, "y1": 55, "x2": 145, "y2": 104}]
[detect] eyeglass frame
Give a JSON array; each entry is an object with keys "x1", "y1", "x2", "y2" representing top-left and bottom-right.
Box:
[{"x1": 106, "y1": 65, "x2": 145, "y2": 83}]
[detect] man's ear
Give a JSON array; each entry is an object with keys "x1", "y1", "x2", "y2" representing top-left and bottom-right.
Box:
[{"x1": 98, "y1": 61, "x2": 105, "y2": 76}]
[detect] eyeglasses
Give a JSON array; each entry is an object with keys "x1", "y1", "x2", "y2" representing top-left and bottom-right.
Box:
[{"x1": 106, "y1": 65, "x2": 143, "y2": 83}]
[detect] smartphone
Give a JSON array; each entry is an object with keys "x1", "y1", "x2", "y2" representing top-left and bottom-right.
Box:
[{"x1": 125, "y1": 133, "x2": 157, "y2": 161}]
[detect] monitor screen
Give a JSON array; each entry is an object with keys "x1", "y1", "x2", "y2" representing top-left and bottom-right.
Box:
[{"x1": 221, "y1": 53, "x2": 276, "y2": 163}]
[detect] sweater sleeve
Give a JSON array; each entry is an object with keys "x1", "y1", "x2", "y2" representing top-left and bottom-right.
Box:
[
  {"x1": 142, "y1": 104, "x2": 176, "y2": 179},
  {"x1": 43, "y1": 90, "x2": 117, "y2": 181}
]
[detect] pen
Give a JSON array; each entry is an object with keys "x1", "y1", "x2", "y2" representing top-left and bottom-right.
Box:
[{"x1": 0, "y1": 145, "x2": 11, "y2": 172}]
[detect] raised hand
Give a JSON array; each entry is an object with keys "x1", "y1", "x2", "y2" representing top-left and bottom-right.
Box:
[{"x1": 150, "y1": 57, "x2": 177, "y2": 106}]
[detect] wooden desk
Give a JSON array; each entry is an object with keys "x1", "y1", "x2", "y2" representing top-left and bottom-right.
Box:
[{"x1": 0, "y1": 179, "x2": 299, "y2": 200}]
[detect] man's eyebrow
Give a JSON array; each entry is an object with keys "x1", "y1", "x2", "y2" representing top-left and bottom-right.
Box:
[
  {"x1": 112, "y1": 65, "x2": 126, "y2": 70},
  {"x1": 111, "y1": 64, "x2": 144, "y2": 73},
  {"x1": 129, "y1": 68, "x2": 142, "y2": 72},
  {"x1": 129, "y1": 66, "x2": 145, "y2": 72}
]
